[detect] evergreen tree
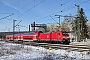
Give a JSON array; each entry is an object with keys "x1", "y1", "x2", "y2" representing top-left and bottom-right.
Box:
[{"x1": 73, "y1": 8, "x2": 88, "y2": 39}]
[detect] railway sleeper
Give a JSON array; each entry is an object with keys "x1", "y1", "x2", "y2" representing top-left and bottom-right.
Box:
[{"x1": 81, "y1": 51, "x2": 90, "y2": 55}]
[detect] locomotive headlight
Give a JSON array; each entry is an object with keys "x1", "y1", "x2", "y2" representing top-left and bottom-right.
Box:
[
  {"x1": 63, "y1": 36, "x2": 65, "y2": 38},
  {"x1": 18, "y1": 36, "x2": 21, "y2": 39}
]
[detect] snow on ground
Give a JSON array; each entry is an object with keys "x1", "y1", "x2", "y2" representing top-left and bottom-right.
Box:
[{"x1": 0, "y1": 41, "x2": 90, "y2": 60}]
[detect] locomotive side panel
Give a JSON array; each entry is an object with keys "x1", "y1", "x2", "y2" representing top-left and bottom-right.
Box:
[
  {"x1": 50, "y1": 32, "x2": 58, "y2": 41},
  {"x1": 50, "y1": 31, "x2": 65, "y2": 41},
  {"x1": 38, "y1": 33, "x2": 51, "y2": 41}
]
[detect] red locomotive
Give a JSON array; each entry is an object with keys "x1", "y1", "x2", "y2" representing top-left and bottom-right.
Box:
[
  {"x1": 5, "y1": 30, "x2": 70, "y2": 44},
  {"x1": 37, "y1": 31, "x2": 70, "y2": 44}
]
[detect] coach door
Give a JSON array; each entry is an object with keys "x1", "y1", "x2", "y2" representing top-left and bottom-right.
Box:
[{"x1": 58, "y1": 33, "x2": 61, "y2": 40}]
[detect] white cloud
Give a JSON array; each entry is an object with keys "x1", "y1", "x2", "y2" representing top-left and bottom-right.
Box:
[{"x1": 1, "y1": 1, "x2": 23, "y2": 13}]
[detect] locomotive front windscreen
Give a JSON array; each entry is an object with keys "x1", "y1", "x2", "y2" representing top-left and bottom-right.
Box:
[{"x1": 62, "y1": 32, "x2": 69, "y2": 36}]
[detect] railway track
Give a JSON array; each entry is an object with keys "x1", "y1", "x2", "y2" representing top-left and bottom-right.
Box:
[{"x1": 2, "y1": 40, "x2": 90, "y2": 55}]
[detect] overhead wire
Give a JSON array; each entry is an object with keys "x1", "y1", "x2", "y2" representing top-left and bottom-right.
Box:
[
  {"x1": 13, "y1": 0, "x2": 73, "y2": 24},
  {"x1": 24, "y1": 0, "x2": 73, "y2": 23},
  {"x1": 60, "y1": 0, "x2": 72, "y2": 6},
  {"x1": 19, "y1": 0, "x2": 89, "y2": 21},
  {"x1": 20, "y1": 0, "x2": 34, "y2": 10},
  {"x1": 61, "y1": 0, "x2": 90, "y2": 13},
  {"x1": 2, "y1": 0, "x2": 89, "y2": 31},
  {"x1": 16, "y1": 0, "x2": 35, "y2": 18},
  {"x1": 34, "y1": 0, "x2": 90, "y2": 24},
  {"x1": 50, "y1": 16, "x2": 58, "y2": 23},
  {"x1": 68, "y1": 8, "x2": 90, "y2": 16},
  {"x1": 0, "y1": 0, "x2": 34, "y2": 32},
  {"x1": 12, "y1": 0, "x2": 45, "y2": 31},
  {"x1": 16, "y1": 0, "x2": 45, "y2": 19},
  {"x1": 0, "y1": 14, "x2": 14, "y2": 20},
  {"x1": 64, "y1": 0, "x2": 90, "y2": 18},
  {"x1": 46, "y1": 0, "x2": 73, "y2": 12},
  {"x1": 78, "y1": 0, "x2": 90, "y2": 5},
  {"x1": 0, "y1": 12, "x2": 14, "y2": 14},
  {"x1": 34, "y1": 0, "x2": 76, "y2": 22},
  {"x1": 22, "y1": 0, "x2": 71, "y2": 21}
]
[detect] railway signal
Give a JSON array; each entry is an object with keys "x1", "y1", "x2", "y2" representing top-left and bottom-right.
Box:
[{"x1": 31, "y1": 22, "x2": 47, "y2": 33}]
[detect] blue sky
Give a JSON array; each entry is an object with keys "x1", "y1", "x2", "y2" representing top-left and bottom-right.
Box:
[{"x1": 0, "y1": 0, "x2": 90, "y2": 32}]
